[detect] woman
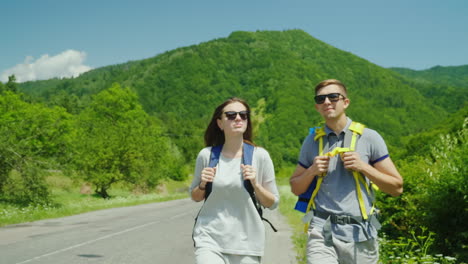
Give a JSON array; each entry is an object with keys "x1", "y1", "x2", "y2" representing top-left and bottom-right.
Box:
[{"x1": 190, "y1": 97, "x2": 279, "y2": 264}]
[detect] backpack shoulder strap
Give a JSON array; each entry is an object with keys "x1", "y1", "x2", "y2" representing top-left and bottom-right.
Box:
[
  {"x1": 344, "y1": 122, "x2": 377, "y2": 220},
  {"x1": 242, "y1": 142, "x2": 255, "y2": 194},
  {"x1": 242, "y1": 142, "x2": 255, "y2": 165},
  {"x1": 205, "y1": 145, "x2": 222, "y2": 199},
  {"x1": 209, "y1": 145, "x2": 223, "y2": 167},
  {"x1": 298, "y1": 126, "x2": 328, "y2": 231},
  {"x1": 349, "y1": 121, "x2": 365, "y2": 135},
  {"x1": 349, "y1": 121, "x2": 365, "y2": 150},
  {"x1": 314, "y1": 127, "x2": 326, "y2": 141},
  {"x1": 243, "y1": 142, "x2": 278, "y2": 232},
  {"x1": 344, "y1": 121, "x2": 365, "y2": 151}
]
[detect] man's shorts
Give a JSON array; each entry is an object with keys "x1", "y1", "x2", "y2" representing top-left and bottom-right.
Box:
[
  {"x1": 195, "y1": 247, "x2": 261, "y2": 264},
  {"x1": 307, "y1": 227, "x2": 379, "y2": 264}
]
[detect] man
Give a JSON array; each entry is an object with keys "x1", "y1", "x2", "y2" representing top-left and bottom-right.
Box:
[{"x1": 290, "y1": 79, "x2": 403, "y2": 264}]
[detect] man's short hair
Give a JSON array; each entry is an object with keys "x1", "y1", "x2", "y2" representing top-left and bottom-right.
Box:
[{"x1": 314, "y1": 79, "x2": 348, "y2": 96}]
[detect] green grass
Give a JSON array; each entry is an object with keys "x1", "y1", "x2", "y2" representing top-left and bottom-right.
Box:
[
  {"x1": 0, "y1": 174, "x2": 191, "y2": 227},
  {"x1": 276, "y1": 166, "x2": 308, "y2": 264},
  {"x1": 278, "y1": 184, "x2": 307, "y2": 264}
]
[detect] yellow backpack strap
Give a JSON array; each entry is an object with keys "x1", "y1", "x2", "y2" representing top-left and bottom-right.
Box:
[
  {"x1": 353, "y1": 171, "x2": 368, "y2": 220},
  {"x1": 347, "y1": 122, "x2": 370, "y2": 220},
  {"x1": 348, "y1": 122, "x2": 365, "y2": 150},
  {"x1": 303, "y1": 175, "x2": 324, "y2": 232},
  {"x1": 314, "y1": 127, "x2": 326, "y2": 154},
  {"x1": 303, "y1": 127, "x2": 326, "y2": 232},
  {"x1": 349, "y1": 122, "x2": 379, "y2": 191},
  {"x1": 349, "y1": 122, "x2": 365, "y2": 134}
]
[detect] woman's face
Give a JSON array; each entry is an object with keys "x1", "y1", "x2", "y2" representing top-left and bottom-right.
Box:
[{"x1": 217, "y1": 102, "x2": 248, "y2": 137}]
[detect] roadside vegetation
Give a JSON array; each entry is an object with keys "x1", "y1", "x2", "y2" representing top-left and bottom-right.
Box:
[
  {"x1": 0, "y1": 174, "x2": 190, "y2": 227},
  {"x1": 277, "y1": 115, "x2": 466, "y2": 263},
  {"x1": 279, "y1": 181, "x2": 461, "y2": 264}
]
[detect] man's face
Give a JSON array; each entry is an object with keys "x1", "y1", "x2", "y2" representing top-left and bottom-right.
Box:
[{"x1": 314, "y1": 84, "x2": 349, "y2": 120}]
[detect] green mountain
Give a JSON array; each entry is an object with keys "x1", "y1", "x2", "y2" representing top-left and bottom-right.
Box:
[
  {"x1": 18, "y1": 30, "x2": 461, "y2": 166},
  {"x1": 390, "y1": 65, "x2": 468, "y2": 113},
  {"x1": 390, "y1": 64, "x2": 468, "y2": 87}
]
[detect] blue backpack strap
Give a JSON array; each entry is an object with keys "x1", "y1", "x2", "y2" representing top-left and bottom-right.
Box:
[
  {"x1": 205, "y1": 145, "x2": 222, "y2": 199},
  {"x1": 243, "y1": 142, "x2": 277, "y2": 232},
  {"x1": 208, "y1": 145, "x2": 222, "y2": 167},
  {"x1": 242, "y1": 142, "x2": 254, "y2": 165},
  {"x1": 242, "y1": 142, "x2": 255, "y2": 194}
]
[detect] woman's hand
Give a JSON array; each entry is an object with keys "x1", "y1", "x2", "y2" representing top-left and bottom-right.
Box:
[
  {"x1": 241, "y1": 164, "x2": 257, "y2": 186},
  {"x1": 200, "y1": 167, "x2": 217, "y2": 189},
  {"x1": 191, "y1": 167, "x2": 216, "y2": 202}
]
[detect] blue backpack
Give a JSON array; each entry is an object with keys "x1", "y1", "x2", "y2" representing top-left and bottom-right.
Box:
[
  {"x1": 294, "y1": 127, "x2": 319, "y2": 213},
  {"x1": 205, "y1": 142, "x2": 277, "y2": 232}
]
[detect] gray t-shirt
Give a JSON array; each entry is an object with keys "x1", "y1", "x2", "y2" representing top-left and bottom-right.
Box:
[
  {"x1": 190, "y1": 146, "x2": 279, "y2": 256},
  {"x1": 298, "y1": 118, "x2": 389, "y2": 242}
]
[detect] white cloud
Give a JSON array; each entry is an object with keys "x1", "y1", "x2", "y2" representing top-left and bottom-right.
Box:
[{"x1": 1, "y1": 50, "x2": 92, "y2": 83}]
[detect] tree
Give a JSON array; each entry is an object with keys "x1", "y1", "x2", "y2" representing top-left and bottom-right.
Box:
[
  {"x1": 73, "y1": 83, "x2": 182, "y2": 198},
  {"x1": 0, "y1": 91, "x2": 72, "y2": 205},
  {"x1": 6, "y1": 75, "x2": 18, "y2": 93}
]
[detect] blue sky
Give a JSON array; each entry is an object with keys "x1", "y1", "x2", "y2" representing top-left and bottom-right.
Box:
[{"x1": 1, "y1": 0, "x2": 467, "y2": 82}]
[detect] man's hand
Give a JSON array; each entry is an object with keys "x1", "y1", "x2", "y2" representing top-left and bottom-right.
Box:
[
  {"x1": 342, "y1": 152, "x2": 365, "y2": 172},
  {"x1": 312, "y1": 155, "x2": 330, "y2": 175}
]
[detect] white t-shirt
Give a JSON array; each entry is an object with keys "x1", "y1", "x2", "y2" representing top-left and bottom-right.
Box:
[{"x1": 190, "y1": 146, "x2": 279, "y2": 256}]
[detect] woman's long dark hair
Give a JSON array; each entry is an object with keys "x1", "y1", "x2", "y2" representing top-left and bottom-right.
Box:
[{"x1": 204, "y1": 97, "x2": 253, "y2": 147}]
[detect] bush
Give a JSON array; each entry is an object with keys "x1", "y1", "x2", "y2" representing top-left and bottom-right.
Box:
[
  {"x1": 378, "y1": 118, "x2": 467, "y2": 261},
  {"x1": 379, "y1": 228, "x2": 458, "y2": 264},
  {"x1": 1, "y1": 165, "x2": 50, "y2": 205}
]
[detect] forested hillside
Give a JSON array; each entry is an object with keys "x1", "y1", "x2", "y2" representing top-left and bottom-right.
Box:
[
  {"x1": 391, "y1": 64, "x2": 468, "y2": 87},
  {"x1": 19, "y1": 30, "x2": 460, "y2": 167},
  {"x1": 390, "y1": 65, "x2": 468, "y2": 113},
  {"x1": 5, "y1": 29, "x2": 467, "y2": 261}
]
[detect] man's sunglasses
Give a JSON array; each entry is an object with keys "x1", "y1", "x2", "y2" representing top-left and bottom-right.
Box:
[
  {"x1": 314, "y1": 93, "x2": 345, "y2": 104},
  {"x1": 224, "y1": 111, "x2": 249, "y2": 120}
]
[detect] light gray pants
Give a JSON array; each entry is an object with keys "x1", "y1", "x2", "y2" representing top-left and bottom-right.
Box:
[
  {"x1": 306, "y1": 227, "x2": 379, "y2": 264},
  {"x1": 195, "y1": 247, "x2": 261, "y2": 264}
]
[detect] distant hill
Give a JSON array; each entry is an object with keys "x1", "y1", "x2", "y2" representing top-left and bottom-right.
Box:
[
  {"x1": 390, "y1": 65, "x2": 468, "y2": 87},
  {"x1": 18, "y1": 30, "x2": 462, "y2": 166},
  {"x1": 390, "y1": 65, "x2": 468, "y2": 113}
]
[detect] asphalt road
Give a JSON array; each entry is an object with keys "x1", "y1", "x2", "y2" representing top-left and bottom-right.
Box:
[{"x1": 0, "y1": 198, "x2": 296, "y2": 264}]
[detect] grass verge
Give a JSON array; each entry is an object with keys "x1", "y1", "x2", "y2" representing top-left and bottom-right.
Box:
[
  {"x1": 275, "y1": 166, "x2": 307, "y2": 264},
  {"x1": 0, "y1": 176, "x2": 191, "y2": 227},
  {"x1": 278, "y1": 183, "x2": 307, "y2": 264}
]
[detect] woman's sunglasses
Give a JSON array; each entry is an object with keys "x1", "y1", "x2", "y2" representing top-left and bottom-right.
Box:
[
  {"x1": 314, "y1": 93, "x2": 345, "y2": 104},
  {"x1": 224, "y1": 111, "x2": 249, "y2": 120}
]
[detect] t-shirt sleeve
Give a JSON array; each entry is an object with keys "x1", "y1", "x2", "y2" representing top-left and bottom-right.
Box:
[
  {"x1": 189, "y1": 147, "x2": 210, "y2": 196},
  {"x1": 365, "y1": 129, "x2": 389, "y2": 165},
  {"x1": 298, "y1": 134, "x2": 316, "y2": 169},
  {"x1": 256, "y1": 147, "x2": 280, "y2": 210}
]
